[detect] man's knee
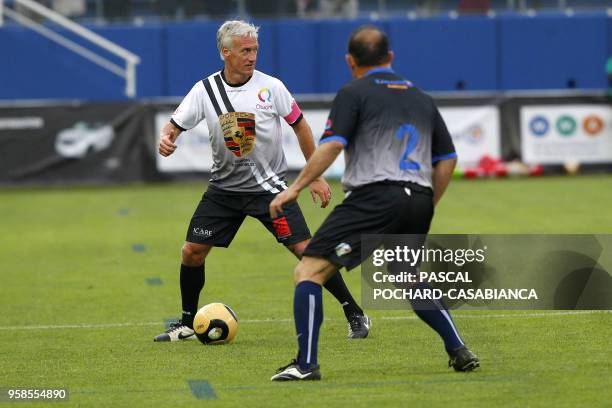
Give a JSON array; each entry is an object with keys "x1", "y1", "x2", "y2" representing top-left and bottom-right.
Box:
[
  {"x1": 294, "y1": 256, "x2": 337, "y2": 285},
  {"x1": 294, "y1": 261, "x2": 312, "y2": 282},
  {"x1": 181, "y1": 242, "x2": 211, "y2": 266}
]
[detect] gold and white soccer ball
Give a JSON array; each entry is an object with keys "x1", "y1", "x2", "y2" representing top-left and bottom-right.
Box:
[{"x1": 193, "y1": 303, "x2": 238, "y2": 345}]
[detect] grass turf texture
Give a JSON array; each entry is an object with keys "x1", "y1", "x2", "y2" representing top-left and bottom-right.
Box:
[{"x1": 1, "y1": 175, "x2": 611, "y2": 407}]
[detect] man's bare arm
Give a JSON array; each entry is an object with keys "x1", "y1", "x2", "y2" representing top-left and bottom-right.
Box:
[
  {"x1": 432, "y1": 157, "x2": 457, "y2": 206},
  {"x1": 291, "y1": 118, "x2": 332, "y2": 208}
]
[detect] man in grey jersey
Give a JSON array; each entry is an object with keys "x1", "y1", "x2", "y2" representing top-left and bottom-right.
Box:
[
  {"x1": 154, "y1": 20, "x2": 370, "y2": 342},
  {"x1": 269, "y1": 25, "x2": 479, "y2": 381}
]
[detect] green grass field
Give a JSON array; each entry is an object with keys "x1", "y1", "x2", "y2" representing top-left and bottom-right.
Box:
[{"x1": 1, "y1": 175, "x2": 611, "y2": 407}]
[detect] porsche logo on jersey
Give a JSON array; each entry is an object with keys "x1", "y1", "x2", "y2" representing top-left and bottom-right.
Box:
[{"x1": 219, "y1": 112, "x2": 256, "y2": 157}]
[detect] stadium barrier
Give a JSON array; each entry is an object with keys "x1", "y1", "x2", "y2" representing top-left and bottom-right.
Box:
[
  {"x1": 0, "y1": 102, "x2": 156, "y2": 185},
  {"x1": 0, "y1": 13, "x2": 610, "y2": 99},
  {"x1": 0, "y1": 92, "x2": 609, "y2": 186}
]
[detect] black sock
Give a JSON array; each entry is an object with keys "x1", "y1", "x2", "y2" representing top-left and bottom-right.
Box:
[
  {"x1": 323, "y1": 272, "x2": 363, "y2": 320},
  {"x1": 180, "y1": 263, "x2": 205, "y2": 328}
]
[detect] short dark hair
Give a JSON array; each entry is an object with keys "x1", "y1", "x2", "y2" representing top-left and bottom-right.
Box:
[{"x1": 347, "y1": 26, "x2": 390, "y2": 67}]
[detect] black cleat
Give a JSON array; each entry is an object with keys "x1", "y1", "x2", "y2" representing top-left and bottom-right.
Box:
[
  {"x1": 348, "y1": 314, "x2": 371, "y2": 339},
  {"x1": 271, "y1": 359, "x2": 321, "y2": 381},
  {"x1": 449, "y1": 346, "x2": 480, "y2": 372}
]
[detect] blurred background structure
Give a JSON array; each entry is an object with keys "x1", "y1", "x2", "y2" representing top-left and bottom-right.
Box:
[
  {"x1": 0, "y1": 0, "x2": 610, "y2": 98},
  {"x1": 2, "y1": 1, "x2": 612, "y2": 22},
  {"x1": 0, "y1": 0, "x2": 610, "y2": 185}
]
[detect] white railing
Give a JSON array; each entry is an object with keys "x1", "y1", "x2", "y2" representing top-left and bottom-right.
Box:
[{"x1": 0, "y1": 0, "x2": 141, "y2": 98}]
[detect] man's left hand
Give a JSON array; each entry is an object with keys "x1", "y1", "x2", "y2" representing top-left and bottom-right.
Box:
[{"x1": 308, "y1": 177, "x2": 332, "y2": 208}]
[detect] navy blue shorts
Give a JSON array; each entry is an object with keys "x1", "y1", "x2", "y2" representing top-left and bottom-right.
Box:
[{"x1": 303, "y1": 182, "x2": 433, "y2": 270}]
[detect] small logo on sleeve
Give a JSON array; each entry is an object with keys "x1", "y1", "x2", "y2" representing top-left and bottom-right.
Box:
[{"x1": 324, "y1": 119, "x2": 333, "y2": 136}]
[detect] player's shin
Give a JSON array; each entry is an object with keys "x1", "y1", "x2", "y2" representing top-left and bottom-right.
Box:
[
  {"x1": 408, "y1": 282, "x2": 465, "y2": 354},
  {"x1": 180, "y1": 263, "x2": 205, "y2": 328},
  {"x1": 294, "y1": 281, "x2": 323, "y2": 369}
]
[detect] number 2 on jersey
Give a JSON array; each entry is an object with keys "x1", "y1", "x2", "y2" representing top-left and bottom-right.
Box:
[{"x1": 395, "y1": 124, "x2": 420, "y2": 170}]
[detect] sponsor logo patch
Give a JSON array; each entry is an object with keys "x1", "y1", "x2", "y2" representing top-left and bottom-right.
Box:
[
  {"x1": 335, "y1": 242, "x2": 352, "y2": 257},
  {"x1": 193, "y1": 228, "x2": 213, "y2": 237},
  {"x1": 219, "y1": 111, "x2": 256, "y2": 157},
  {"x1": 257, "y1": 88, "x2": 272, "y2": 102}
]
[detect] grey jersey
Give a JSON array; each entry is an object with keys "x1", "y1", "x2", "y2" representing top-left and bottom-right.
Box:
[
  {"x1": 319, "y1": 68, "x2": 456, "y2": 191},
  {"x1": 171, "y1": 70, "x2": 304, "y2": 193}
]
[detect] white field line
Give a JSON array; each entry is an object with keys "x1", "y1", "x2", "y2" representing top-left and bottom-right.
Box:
[{"x1": 0, "y1": 310, "x2": 609, "y2": 331}]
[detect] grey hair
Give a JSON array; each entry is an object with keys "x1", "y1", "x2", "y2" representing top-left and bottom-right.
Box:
[{"x1": 216, "y1": 20, "x2": 259, "y2": 61}]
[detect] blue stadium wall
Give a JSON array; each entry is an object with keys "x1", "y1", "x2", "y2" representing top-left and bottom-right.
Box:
[{"x1": 0, "y1": 12, "x2": 610, "y2": 100}]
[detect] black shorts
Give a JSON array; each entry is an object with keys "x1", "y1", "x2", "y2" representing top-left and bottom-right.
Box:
[
  {"x1": 186, "y1": 185, "x2": 311, "y2": 247},
  {"x1": 303, "y1": 182, "x2": 434, "y2": 271}
]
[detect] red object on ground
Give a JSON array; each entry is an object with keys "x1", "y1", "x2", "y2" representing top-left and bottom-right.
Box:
[
  {"x1": 463, "y1": 155, "x2": 507, "y2": 178},
  {"x1": 462, "y1": 156, "x2": 543, "y2": 179},
  {"x1": 529, "y1": 164, "x2": 544, "y2": 176}
]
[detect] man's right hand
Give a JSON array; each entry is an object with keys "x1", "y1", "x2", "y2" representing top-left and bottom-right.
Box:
[
  {"x1": 158, "y1": 122, "x2": 180, "y2": 157},
  {"x1": 270, "y1": 186, "x2": 300, "y2": 219}
]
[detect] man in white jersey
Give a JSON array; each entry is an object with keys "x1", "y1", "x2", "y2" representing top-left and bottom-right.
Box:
[{"x1": 154, "y1": 20, "x2": 370, "y2": 342}]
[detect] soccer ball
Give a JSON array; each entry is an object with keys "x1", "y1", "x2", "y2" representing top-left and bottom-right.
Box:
[{"x1": 193, "y1": 303, "x2": 238, "y2": 345}]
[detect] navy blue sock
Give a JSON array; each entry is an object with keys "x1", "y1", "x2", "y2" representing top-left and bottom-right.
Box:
[
  {"x1": 294, "y1": 281, "x2": 323, "y2": 370},
  {"x1": 409, "y1": 283, "x2": 464, "y2": 355}
]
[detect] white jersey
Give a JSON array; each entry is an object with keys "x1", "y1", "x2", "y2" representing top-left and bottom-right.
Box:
[{"x1": 171, "y1": 70, "x2": 303, "y2": 193}]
